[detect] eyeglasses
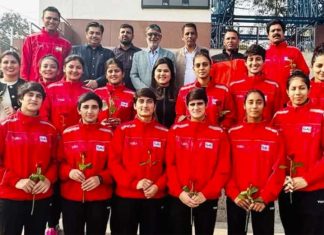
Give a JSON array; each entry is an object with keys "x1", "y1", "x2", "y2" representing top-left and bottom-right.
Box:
[
  {"x1": 146, "y1": 32, "x2": 161, "y2": 38},
  {"x1": 194, "y1": 62, "x2": 209, "y2": 68}
]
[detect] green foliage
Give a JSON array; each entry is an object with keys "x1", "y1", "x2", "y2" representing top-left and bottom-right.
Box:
[
  {"x1": 182, "y1": 185, "x2": 198, "y2": 197},
  {"x1": 238, "y1": 185, "x2": 263, "y2": 203},
  {"x1": 252, "y1": 0, "x2": 287, "y2": 16},
  {"x1": 29, "y1": 166, "x2": 45, "y2": 182}
]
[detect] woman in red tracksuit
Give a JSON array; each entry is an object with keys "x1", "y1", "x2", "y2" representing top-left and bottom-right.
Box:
[
  {"x1": 59, "y1": 92, "x2": 113, "y2": 235},
  {"x1": 166, "y1": 88, "x2": 231, "y2": 235},
  {"x1": 40, "y1": 55, "x2": 92, "y2": 133},
  {"x1": 0, "y1": 82, "x2": 58, "y2": 235},
  {"x1": 95, "y1": 58, "x2": 134, "y2": 129},
  {"x1": 109, "y1": 88, "x2": 168, "y2": 235},
  {"x1": 308, "y1": 43, "x2": 324, "y2": 109},
  {"x1": 272, "y1": 70, "x2": 324, "y2": 235},
  {"x1": 226, "y1": 89, "x2": 285, "y2": 235},
  {"x1": 175, "y1": 49, "x2": 235, "y2": 129}
]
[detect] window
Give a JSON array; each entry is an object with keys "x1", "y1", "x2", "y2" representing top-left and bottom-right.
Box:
[{"x1": 142, "y1": 0, "x2": 209, "y2": 9}]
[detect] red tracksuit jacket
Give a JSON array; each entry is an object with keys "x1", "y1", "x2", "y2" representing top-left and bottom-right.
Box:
[
  {"x1": 95, "y1": 83, "x2": 134, "y2": 123},
  {"x1": 109, "y1": 118, "x2": 168, "y2": 199},
  {"x1": 21, "y1": 28, "x2": 71, "y2": 82},
  {"x1": 226, "y1": 121, "x2": 285, "y2": 204},
  {"x1": 272, "y1": 101, "x2": 324, "y2": 191},
  {"x1": 40, "y1": 79, "x2": 91, "y2": 133},
  {"x1": 175, "y1": 80, "x2": 236, "y2": 129},
  {"x1": 230, "y1": 73, "x2": 282, "y2": 123},
  {"x1": 59, "y1": 122, "x2": 113, "y2": 201},
  {"x1": 0, "y1": 111, "x2": 58, "y2": 200},
  {"x1": 264, "y1": 41, "x2": 310, "y2": 105},
  {"x1": 166, "y1": 120, "x2": 231, "y2": 199},
  {"x1": 309, "y1": 78, "x2": 324, "y2": 110}
]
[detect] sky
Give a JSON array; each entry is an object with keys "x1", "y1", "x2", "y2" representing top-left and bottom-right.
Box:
[{"x1": 0, "y1": 0, "x2": 40, "y2": 24}]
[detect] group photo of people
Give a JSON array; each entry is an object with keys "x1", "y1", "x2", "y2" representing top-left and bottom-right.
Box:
[{"x1": 0, "y1": 4, "x2": 324, "y2": 235}]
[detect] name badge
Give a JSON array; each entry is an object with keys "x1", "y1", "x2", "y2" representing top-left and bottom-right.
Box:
[
  {"x1": 261, "y1": 144, "x2": 269, "y2": 152},
  {"x1": 302, "y1": 126, "x2": 312, "y2": 133},
  {"x1": 39, "y1": 136, "x2": 48, "y2": 143},
  {"x1": 120, "y1": 102, "x2": 128, "y2": 107},
  {"x1": 153, "y1": 141, "x2": 161, "y2": 148},
  {"x1": 55, "y1": 46, "x2": 63, "y2": 52},
  {"x1": 96, "y1": 145, "x2": 105, "y2": 152},
  {"x1": 205, "y1": 142, "x2": 213, "y2": 149}
]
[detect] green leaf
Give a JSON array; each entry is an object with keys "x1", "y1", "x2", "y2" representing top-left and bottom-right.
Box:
[{"x1": 182, "y1": 185, "x2": 190, "y2": 192}]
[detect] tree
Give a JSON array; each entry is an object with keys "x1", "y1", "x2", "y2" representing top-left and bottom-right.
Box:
[
  {"x1": 252, "y1": 0, "x2": 287, "y2": 16},
  {"x1": 0, "y1": 12, "x2": 30, "y2": 51}
]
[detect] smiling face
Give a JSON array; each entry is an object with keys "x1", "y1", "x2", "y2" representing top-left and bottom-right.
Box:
[
  {"x1": 39, "y1": 58, "x2": 59, "y2": 82},
  {"x1": 42, "y1": 11, "x2": 60, "y2": 33},
  {"x1": 134, "y1": 96, "x2": 155, "y2": 122},
  {"x1": 287, "y1": 77, "x2": 309, "y2": 107},
  {"x1": 154, "y1": 63, "x2": 171, "y2": 87},
  {"x1": 20, "y1": 91, "x2": 43, "y2": 116},
  {"x1": 86, "y1": 26, "x2": 103, "y2": 48},
  {"x1": 187, "y1": 99, "x2": 206, "y2": 122},
  {"x1": 0, "y1": 54, "x2": 20, "y2": 80},
  {"x1": 146, "y1": 28, "x2": 162, "y2": 51},
  {"x1": 312, "y1": 55, "x2": 324, "y2": 83},
  {"x1": 64, "y1": 59, "x2": 84, "y2": 82},
  {"x1": 268, "y1": 24, "x2": 285, "y2": 45},
  {"x1": 78, "y1": 99, "x2": 100, "y2": 124},
  {"x1": 106, "y1": 63, "x2": 124, "y2": 85},
  {"x1": 246, "y1": 55, "x2": 264, "y2": 76}
]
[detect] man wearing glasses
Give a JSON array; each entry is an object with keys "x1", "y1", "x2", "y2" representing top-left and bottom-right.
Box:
[
  {"x1": 130, "y1": 24, "x2": 175, "y2": 90},
  {"x1": 21, "y1": 6, "x2": 71, "y2": 82}
]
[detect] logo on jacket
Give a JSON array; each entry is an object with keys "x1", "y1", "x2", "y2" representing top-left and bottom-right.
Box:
[
  {"x1": 261, "y1": 144, "x2": 269, "y2": 152},
  {"x1": 153, "y1": 141, "x2": 161, "y2": 148},
  {"x1": 205, "y1": 142, "x2": 213, "y2": 149},
  {"x1": 39, "y1": 136, "x2": 48, "y2": 143},
  {"x1": 302, "y1": 126, "x2": 312, "y2": 133},
  {"x1": 236, "y1": 144, "x2": 245, "y2": 149},
  {"x1": 55, "y1": 46, "x2": 63, "y2": 52},
  {"x1": 120, "y1": 102, "x2": 128, "y2": 107},
  {"x1": 211, "y1": 98, "x2": 219, "y2": 105},
  {"x1": 129, "y1": 141, "x2": 138, "y2": 146},
  {"x1": 96, "y1": 145, "x2": 105, "y2": 152}
]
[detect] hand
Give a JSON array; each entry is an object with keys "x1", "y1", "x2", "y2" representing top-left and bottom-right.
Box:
[
  {"x1": 84, "y1": 80, "x2": 98, "y2": 89},
  {"x1": 249, "y1": 202, "x2": 266, "y2": 212},
  {"x1": 32, "y1": 178, "x2": 51, "y2": 194},
  {"x1": 136, "y1": 178, "x2": 152, "y2": 190},
  {"x1": 292, "y1": 177, "x2": 308, "y2": 191},
  {"x1": 179, "y1": 191, "x2": 199, "y2": 208},
  {"x1": 69, "y1": 169, "x2": 85, "y2": 183},
  {"x1": 15, "y1": 178, "x2": 36, "y2": 193},
  {"x1": 191, "y1": 192, "x2": 206, "y2": 204},
  {"x1": 4, "y1": 106, "x2": 15, "y2": 116},
  {"x1": 143, "y1": 184, "x2": 158, "y2": 199},
  {"x1": 81, "y1": 176, "x2": 101, "y2": 191},
  {"x1": 284, "y1": 176, "x2": 294, "y2": 193},
  {"x1": 234, "y1": 196, "x2": 251, "y2": 211}
]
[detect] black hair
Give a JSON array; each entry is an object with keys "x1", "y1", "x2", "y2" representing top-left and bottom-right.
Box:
[
  {"x1": 151, "y1": 57, "x2": 177, "y2": 100},
  {"x1": 86, "y1": 21, "x2": 104, "y2": 34},
  {"x1": 39, "y1": 54, "x2": 59, "y2": 68},
  {"x1": 105, "y1": 58, "x2": 124, "y2": 73},
  {"x1": 0, "y1": 50, "x2": 20, "y2": 65},
  {"x1": 245, "y1": 44, "x2": 266, "y2": 61},
  {"x1": 193, "y1": 48, "x2": 211, "y2": 65},
  {"x1": 120, "y1": 23, "x2": 134, "y2": 34},
  {"x1": 134, "y1": 88, "x2": 157, "y2": 104},
  {"x1": 266, "y1": 19, "x2": 286, "y2": 34},
  {"x1": 311, "y1": 43, "x2": 324, "y2": 66},
  {"x1": 42, "y1": 6, "x2": 61, "y2": 19},
  {"x1": 185, "y1": 88, "x2": 208, "y2": 106},
  {"x1": 77, "y1": 92, "x2": 103, "y2": 110},
  {"x1": 244, "y1": 89, "x2": 266, "y2": 106},
  {"x1": 64, "y1": 54, "x2": 85, "y2": 69},
  {"x1": 224, "y1": 28, "x2": 240, "y2": 39},
  {"x1": 18, "y1": 82, "x2": 46, "y2": 101},
  {"x1": 286, "y1": 70, "x2": 310, "y2": 90}
]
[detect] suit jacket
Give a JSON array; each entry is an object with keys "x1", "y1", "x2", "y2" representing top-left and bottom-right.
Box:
[
  {"x1": 174, "y1": 46, "x2": 203, "y2": 88},
  {"x1": 130, "y1": 48, "x2": 175, "y2": 90}
]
